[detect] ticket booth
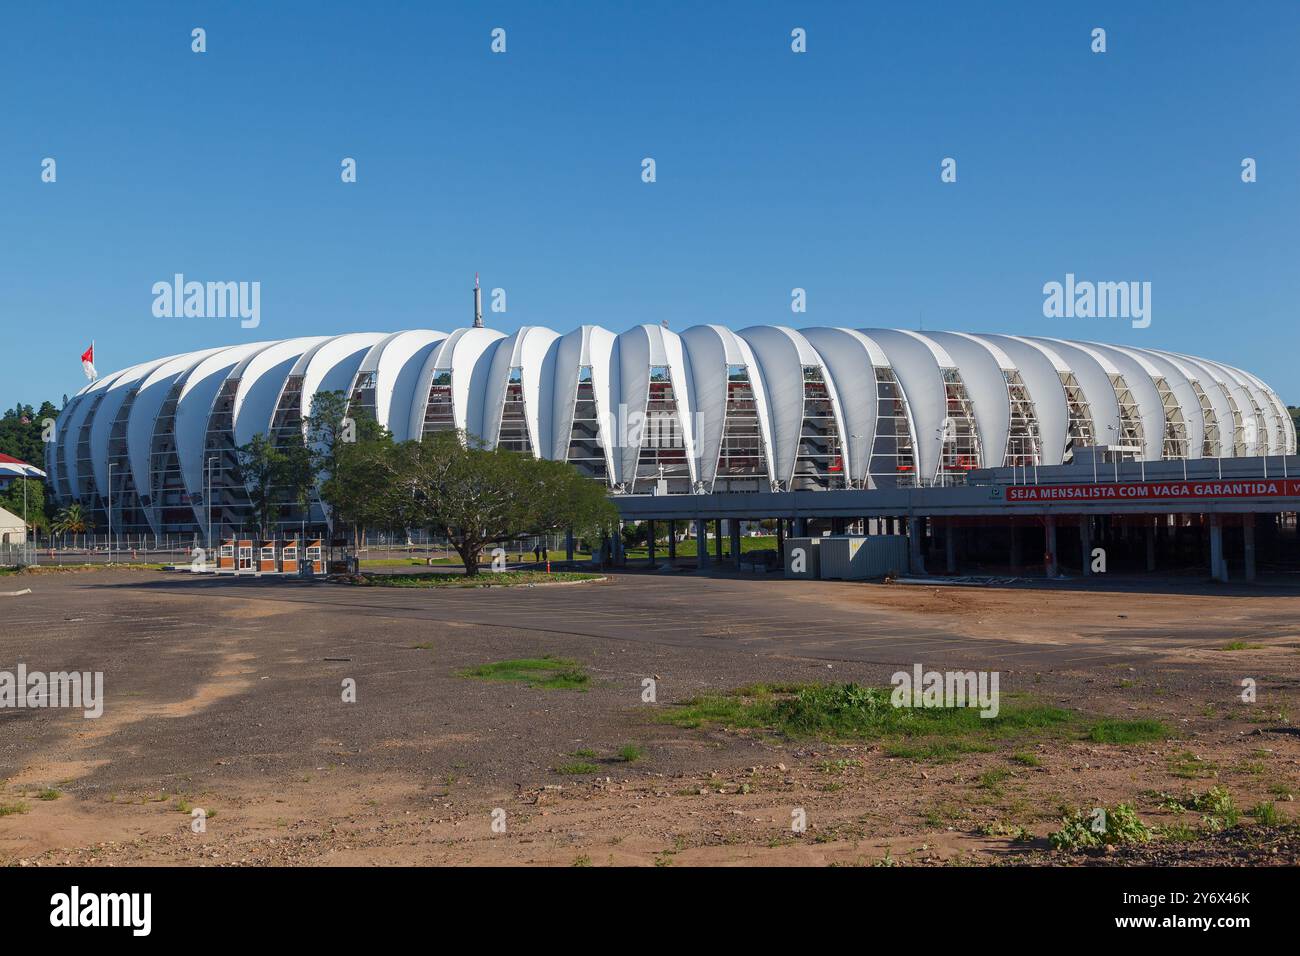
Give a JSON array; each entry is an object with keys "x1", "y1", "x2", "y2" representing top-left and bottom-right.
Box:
[
  {"x1": 218, "y1": 538, "x2": 236, "y2": 571},
  {"x1": 259, "y1": 539, "x2": 278, "y2": 573},
  {"x1": 236, "y1": 538, "x2": 256, "y2": 573},
  {"x1": 305, "y1": 539, "x2": 324, "y2": 574},
  {"x1": 280, "y1": 539, "x2": 299, "y2": 574}
]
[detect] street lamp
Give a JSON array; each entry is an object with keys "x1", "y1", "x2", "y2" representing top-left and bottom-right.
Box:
[
  {"x1": 206, "y1": 456, "x2": 219, "y2": 551},
  {"x1": 107, "y1": 462, "x2": 115, "y2": 563}
]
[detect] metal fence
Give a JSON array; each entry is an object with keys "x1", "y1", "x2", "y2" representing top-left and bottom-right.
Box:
[{"x1": 0, "y1": 529, "x2": 576, "y2": 568}]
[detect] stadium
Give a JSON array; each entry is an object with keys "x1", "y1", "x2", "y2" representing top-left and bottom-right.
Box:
[{"x1": 45, "y1": 325, "x2": 1294, "y2": 548}]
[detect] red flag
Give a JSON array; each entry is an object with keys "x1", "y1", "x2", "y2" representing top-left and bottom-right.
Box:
[{"x1": 81, "y1": 343, "x2": 97, "y2": 381}]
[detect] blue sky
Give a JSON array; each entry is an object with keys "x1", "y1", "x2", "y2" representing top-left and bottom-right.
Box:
[{"x1": 3, "y1": 0, "x2": 1298, "y2": 404}]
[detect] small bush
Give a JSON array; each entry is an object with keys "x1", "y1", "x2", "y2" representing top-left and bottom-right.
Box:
[
  {"x1": 1249, "y1": 801, "x2": 1281, "y2": 826},
  {"x1": 1049, "y1": 803, "x2": 1152, "y2": 851}
]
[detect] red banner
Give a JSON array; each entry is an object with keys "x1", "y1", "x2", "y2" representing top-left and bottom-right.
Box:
[{"x1": 1005, "y1": 478, "x2": 1300, "y2": 503}]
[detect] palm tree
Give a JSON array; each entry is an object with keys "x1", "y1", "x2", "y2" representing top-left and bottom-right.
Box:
[{"x1": 53, "y1": 503, "x2": 93, "y2": 549}]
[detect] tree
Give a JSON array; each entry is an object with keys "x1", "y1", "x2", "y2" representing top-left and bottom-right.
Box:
[
  {"x1": 0, "y1": 401, "x2": 58, "y2": 466},
  {"x1": 236, "y1": 433, "x2": 295, "y2": 538},
  {"x1": 0, "y1": 477, "x2": 49, "y2": 533},
  {"x1": 53, "y1": 502, "x2": 93, "y2": 543},
  {"x1": 321, "y1": 429, "x2": 396, "y2": 550},
  {"x1": 390, "y1": 431, "x2": 618, "y2": 576},
  {"x1": 307, "y1": 391, "x2": 395, "y2": 548}
]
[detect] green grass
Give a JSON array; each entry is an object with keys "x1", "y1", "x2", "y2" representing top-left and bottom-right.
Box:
[
  {"x1": 624, "y1": 535, "x2": 777, "y2": 559},
  {"x1": 0, "y1": 802, "x2": 29, "y2": 816},
  {"x1": 616, "y1": 744, "x2": 643, "y2": 763},
  {"x1": 554, "y1": 762, "x2": 601, "y2": 775},
  {"x1": 1087, "y1": 719, "x2": 1171, "y2": 744},
  {"x1": 572, "y1": 748, "x2": 599, "y2": 759},
  {"x1": 1218, "y1": 641, "x2": 1264, "y2": 651},
  {"x1": 35, "y1": 788, "x2": 60, "y2": 801},
  {"x1": 1, "y1": 562, "x2": 169, "y2": 575},
  {"x1": 1168, "y1": 751, "x2": 1219, "y2": 780},
  {"x1": 656, "y1": 682, "x2": 1176, "y2": 762},
  {"x1": 359, "y1": 570, "x2": 601, "y2": 588},
  {"x1": 360, "y1": 553, "x2": 596, "y2": 568},
  {"x1": 657, "y1": 683, "x2": 1078, "y2": 761},
  {"x1": 1249, "y1": 801, "x2": 1282, "y2": 826},
  {"x1": 459, "y1": 656, "x2": 590, "y2": 690}
]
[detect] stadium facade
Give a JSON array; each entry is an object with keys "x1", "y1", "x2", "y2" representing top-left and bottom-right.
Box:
[{"x1": 45, "y1": 326, "x2": 1295, "y2": 541}]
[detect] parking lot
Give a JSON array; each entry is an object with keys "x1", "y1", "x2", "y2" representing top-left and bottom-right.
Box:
[{"x1": 2, "y1": 567, "x2": 1298, "y2": 865}]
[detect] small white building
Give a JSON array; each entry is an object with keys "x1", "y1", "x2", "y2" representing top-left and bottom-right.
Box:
[{"x1": 0, "y1": 505, "x2": 26, "y2": 545}]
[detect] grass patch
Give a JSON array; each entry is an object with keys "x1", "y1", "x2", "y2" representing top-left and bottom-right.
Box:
[
  {"x1": 1168, "y1": 751, "x2": 1219, "y2": 780},
  {"x1": 657, "y1": 682, "x2": 1076, "y2": 762},
  {"x1": 1086, "y1": 719, "x2": 1170, "y2": 744},
  {"x1": 658, "y1": 682, "x2": 1178, "y2": 763},
  {"x1": 36, "y1": 788, "x2": 60, "y2": 801},
  {"x1": 554, "y1": 762, "x2": 600, "y2": 775},
  {"x1": 459, "y1": 656, "x2": 590, "y2": 690},
  {"x1": 1218, "y1": 641, "x2": 1263, "y2": 651},
  {"x1": 0, "y1": 802, "x2": 30, "y2": 816},
  {"x1": 1160, "y1": 786, "x2": 1241, "y2": 830},
  {"x1": 1249, "y1": 801, "x2": 1282, "y2": 826},
  {"x1": 358, "y1": 570, "x2": 601, "y2": 588},
  {"x1": 616, "y1": 744, "x2": 643, "y2": 763}
]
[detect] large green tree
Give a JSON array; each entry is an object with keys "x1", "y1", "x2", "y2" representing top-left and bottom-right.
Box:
[
  {"x1": 306, "y1": 391, "x2": 396, "y2": 548},
  {"x1": 0, "y1": 401, "x2": 58, "y2": 466},
  {"x1": 389, "y1": 431, "x2": 618, "y2": 575},
  {"x1": 0, "y1": 477, "x2": 49, "y2": 532},
  {"x1": 236, "y1": 433, "x2": 311, "y2": 538}
]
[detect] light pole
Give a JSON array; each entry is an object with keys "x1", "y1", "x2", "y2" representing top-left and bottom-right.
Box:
[
  {"x1": 206, "y1": 456, "x2": 218, "y2": 551},
  {"x1": 107, "y1": 462, "x2": 115, "y2": 564}
]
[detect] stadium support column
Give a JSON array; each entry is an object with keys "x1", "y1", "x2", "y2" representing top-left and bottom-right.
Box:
[
  {"x1": 647, "y1": 519, "x2": 657, "y2": 569},
  {"x1": 714, "y1": 519, "x2": 723, "y2": 561},
  {"x1": 908, "y1": 515, "x2": 926, "y2": 575},
  {"x1": 668, "y1": 521, "x2": 677, "y2": 561},
  {"x1": 945, "y1": 520, "x2": 957, "y2": 573},
  {"x1": 1209, "y1": 514, "x2": 1224, "y2": 582},
  {"x1": 1010, "y1": 523, "x2": 1022, "y2": 571},
  {"x1": 776, "y1": 518, "x2": 784, "y2": 554},
  {"x1": 1080, "y1": 516, "x2": 1092, "y2": 576},
  {"x1": 1243, "y1": 514, "x2": 1256, "y2": 583},
  {"x1": 1044, "y1": 516, "x2": 1058, "y2": 578},
  {"x1": 793, "y1": 517, "x2": 807, "y2": 537},
  {"x1": 695, "y1": 518, "x2": 710, "y2": 571},
  {"x1": 1145, "y1": 519, "x2": 1156, "y2": 572},
  {"x1": 730, "y1": 520, "x2": 741, "y2": 566}
]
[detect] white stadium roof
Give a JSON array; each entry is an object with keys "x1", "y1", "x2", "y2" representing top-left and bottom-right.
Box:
[{"x1": 49, "y1": 327, "x2": 1295, "y2": 535}]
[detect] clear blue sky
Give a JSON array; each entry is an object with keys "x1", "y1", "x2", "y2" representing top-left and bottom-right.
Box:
[{"x1": 3, "y1": 0, "x2": 1297, "y2": 405}]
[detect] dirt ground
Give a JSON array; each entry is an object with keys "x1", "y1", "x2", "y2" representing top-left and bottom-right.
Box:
[{"x1": 1, "y1": 568, "x2": 1298, "y2": 866}]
